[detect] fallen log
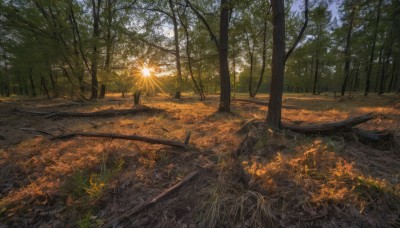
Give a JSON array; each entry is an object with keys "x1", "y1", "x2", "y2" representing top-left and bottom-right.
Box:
[
  {"x1": 233, "y1": 98, "x2": 300, "y2": 110},
  {"x1": 104, "y1": 170, "x2": 199, "y2": 227},
  {"x1": 52, "y1": 132, "x2": 191, "y2": 149},
  {"x1": 14, "y1": 106, "x2": 162, "y2": 118},
  {"x1": 282, "y1": 113, "x2": 374, "y2": 134}
]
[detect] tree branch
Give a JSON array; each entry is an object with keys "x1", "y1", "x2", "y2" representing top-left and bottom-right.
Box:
[{"x1": 285, "y1": 0, "x2": 308, "y2": 62}]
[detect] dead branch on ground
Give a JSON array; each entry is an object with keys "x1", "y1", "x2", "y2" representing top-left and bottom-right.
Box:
[
  {"x1": 14, "y1": 106, "x2": 163, "y2": 118},
  {"x1": 238, "y1": 113, "x2": 375, "y2": 135},
  {"x1": 52, "y1": 131, "x2": 191, "y2": 149},
  {"x1": 104, "y1": 170, "x2": 199, "y2": 227},
  {"x1": 281, "y1": 113, "x2": 375, "y2": 134}
]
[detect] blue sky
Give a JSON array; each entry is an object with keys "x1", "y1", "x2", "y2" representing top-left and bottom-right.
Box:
[{"x1": 291, "y1": 0, "x2": 340, "y2": 22}]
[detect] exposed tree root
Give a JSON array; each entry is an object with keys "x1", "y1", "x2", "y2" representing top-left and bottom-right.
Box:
[
  {"x1": 237, "y1": 113, "x2": 396, "y2": 151},
  {"x1": 238, "y1": 113, "x2": 375, "y2": 135},
  {"x1": 52, "y1": 132, "x2": 191, "y2": 149},
  {"x1": 14, "y1": 105, "x2": 163, "y2": 118},
  {"x1": 104, "y1": 170, "x2": 199, "y2": 227}
]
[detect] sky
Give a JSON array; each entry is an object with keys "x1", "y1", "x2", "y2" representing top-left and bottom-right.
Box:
[{"x1": 291, "y1": 0, "x2": 341, "y2": 22}]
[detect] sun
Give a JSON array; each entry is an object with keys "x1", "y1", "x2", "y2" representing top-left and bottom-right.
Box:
[{"x1": 141, "y1": 67, "x2": 151, "y2": 77}]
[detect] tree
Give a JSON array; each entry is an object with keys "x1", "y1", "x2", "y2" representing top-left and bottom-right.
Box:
[
  {"x1": 218, "y1": 0, "x2": 230, "y2": 112},
  {"x1": 340, "y1": 1, "x2": 356, "y2": 97},
  {"x1": 266, "y1": 0, "x2": 308, "y2": 128},
  {"x1": 168, "y1": 0, "x2": 183, "y2": 99},
  {"x1": 266, "y1": 0, "x2": 285, "y2": 128},
  {"x1": 364, "y1": 0, "x2": 383, "y2": 96},
  {"x1": 186, "y1": 0, "x2": 231, "y2": 112}
]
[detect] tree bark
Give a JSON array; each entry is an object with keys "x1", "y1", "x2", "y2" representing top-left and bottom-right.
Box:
[
  {"x1": 90, "y1": 0, "x2": 102, "y2": 99},
  {"x1": 98, "y1": 84, "x2": 106, "y2": 98},
  {"x1": 266, "y1": 0, "x2": 285, "y2": 129},
  {"x1": 218, "y1": 0, "x2": 231, "y2": 112},
  {"x1": 312, "y1": 55, "x2": 320, "y2": 95}
]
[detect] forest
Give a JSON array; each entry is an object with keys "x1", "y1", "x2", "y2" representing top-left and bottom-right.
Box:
[{"x1": 0, "y1": 0, "x2": 399, "y2": 227}]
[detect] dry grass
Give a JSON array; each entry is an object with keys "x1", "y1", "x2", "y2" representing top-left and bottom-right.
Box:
[{"x1": 0, "y1": 93, "x2": 399, "y2": 227}]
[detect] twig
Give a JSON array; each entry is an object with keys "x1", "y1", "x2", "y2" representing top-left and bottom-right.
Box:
[
  {"x1": 104, "y1": 170, "x2": 199, "y2": 227},
  {"x1": 184, "y1": 131, "x2": 191, "y2": 144}
]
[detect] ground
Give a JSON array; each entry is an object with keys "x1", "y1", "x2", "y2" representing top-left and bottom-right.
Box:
[{"x1": 0, "y1": 93, "x2": 399, "y2": 227}]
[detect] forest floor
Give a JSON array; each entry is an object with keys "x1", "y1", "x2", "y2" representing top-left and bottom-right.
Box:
[{"x1": 0, "y1": 93, "x2": 399, "y2": 227}]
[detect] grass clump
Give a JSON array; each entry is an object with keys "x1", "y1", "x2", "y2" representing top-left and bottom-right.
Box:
[{"x1": 63, "y1": 154, "x2": 125, "y2": 226}]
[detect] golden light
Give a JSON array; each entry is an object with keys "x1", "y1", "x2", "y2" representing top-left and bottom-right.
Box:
[{"x1": 141, "y1": 67, "x2": 151, "y2": 77}]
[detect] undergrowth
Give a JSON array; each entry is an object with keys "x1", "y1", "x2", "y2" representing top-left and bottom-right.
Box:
[
  {"x1": 63, "y1": 153, "x2": 125, "y2": 227},
  {"x1": 197, "y1": 131, "x2": 400, "y2": 227}
]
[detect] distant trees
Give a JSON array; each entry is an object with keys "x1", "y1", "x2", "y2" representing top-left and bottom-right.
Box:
[{"x1": 0, "y1": 0, "x2": 399, "y2": 109}]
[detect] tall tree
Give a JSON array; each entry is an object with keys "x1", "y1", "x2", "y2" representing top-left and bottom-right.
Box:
[
  {"x1": 266, "y1": 0, "x2": 308, "y2": 128},
  {"x1": 168, "y1": 0, "x2": 183, "y2": 99},
  {"x1": 364, "y1": 0, "x2": 383, "y2": 96},
  {"x1": 266, "y1": 0, "x2": 285, "y2": 128},
  {"x1": 340, "y1": 1, "x2": 356, "y2": 97},
  {"x1": 218, "y1": 0, "x2": 230, "y2": 112},
  {"x1": 89, "y1": 0, "x2": 102, "y2": 99},
  {"x1": 186, "y1": 0, "x2": 231, "y2": 112}
]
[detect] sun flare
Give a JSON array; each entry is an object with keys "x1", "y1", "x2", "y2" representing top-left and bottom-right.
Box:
[{"x1": 141, "y1": 67, "x2": 151, "y2": 77}]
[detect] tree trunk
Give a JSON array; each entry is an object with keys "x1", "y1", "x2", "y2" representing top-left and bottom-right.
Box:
[
  {"x1": 29, "y1": 68, "x2": 36, "y2": 97},
  {"x1": 266, "y1": 0, "x2": 285, "y2": 129},
  {"x1": 232, "y1": 42, "x2": 237, "y2": 99},
  {"x1": 169, "y1": 0, "x2": 183, "y2": 99},
  {"x1": 374, "y1": 47, "x2": 384, "y2": 92},
  {"x1": 179, "y1": 11, "x2": 204, "y2": 100},
  {"x1": 364, "y1": 0, "x2": 383, "y2": 96},
  {"x1": 218, "y1": 0, "x2": 231, "y2": 112},
  {"x1": 41, "y1": 77, "x2": 50, "y2": 99},
  {"x1": 134, "y1": 90, "x2": 141, "y2": 106},
  {"x1": 312, "y1": 55, "x2": 320, "y2": 95},
  {"x1": 244, "y1": 29, "x2": 255, "y2": 98},
  {"x1": 253, "y1": 19, "x2": 268, "y2": 97},
  {"x1": 3, "y1": 51, "x2": 10, "y2": 97},
  {"x1": 98, "y1": 84, "x2": 106, "y2": 98},
  {"x1": 341, "y1": 3, "x2": 356, "y2": 97},
  {"x1": 90, "y1": 0, "x2": 101, "y2": 100},
  {"x1": 388, "y1": 57, "x2": 396, "y2": 92},
  {"x1": 378, "y1": 56, "x2": 386, "y2": 95}
]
